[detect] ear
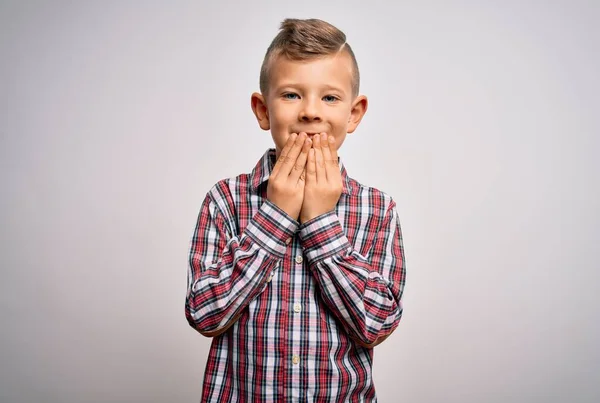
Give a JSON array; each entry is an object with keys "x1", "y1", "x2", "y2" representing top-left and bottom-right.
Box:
[
  {"x1": 347, "y1": 95, "x2": 368, "y2": 134},
  {"x1": 251, "y1": 92, "x2": 270, "y2": 131}
]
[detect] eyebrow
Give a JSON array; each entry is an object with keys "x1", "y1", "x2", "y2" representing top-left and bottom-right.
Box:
[
  {"x1": 274, "y1": 83, "x2": 347, "y2": 94},
  {"x1": 322, "y1": 84, "x2": 346, "y2": 93}
]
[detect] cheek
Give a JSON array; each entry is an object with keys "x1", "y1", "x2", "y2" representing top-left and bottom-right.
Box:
[
  {"x1": 330, "y1": 109, "x2": 351, "y2": 128},
  {"x1": 270, "y1": 104, "x2": 296, "y2": 126},
  {"x1": 330, "y1": 119, "x2": 349, "y2": 137}
]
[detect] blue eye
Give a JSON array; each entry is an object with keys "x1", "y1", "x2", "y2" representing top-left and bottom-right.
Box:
[
  {"x1": 283, "y1": 93, "x2": 299, "y2": 100},
  {"x1": 323, "y1": 95, "x2": 338, "y2": 102}
]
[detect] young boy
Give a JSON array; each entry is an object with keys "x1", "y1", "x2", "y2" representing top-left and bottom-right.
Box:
[{"x1": 186, "y1": 18, "x2": 406, "y2": 402}]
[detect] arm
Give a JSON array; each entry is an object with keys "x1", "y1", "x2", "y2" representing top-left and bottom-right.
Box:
[
  {"x1": 298, "y1": 201, "x2": 406, "y2": 348},
  {"x1": 186, "y1": 189, "x2": 298, "y2": 337}
]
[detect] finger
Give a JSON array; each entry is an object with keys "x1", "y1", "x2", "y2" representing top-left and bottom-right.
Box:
[
  {"x1": 271, "y1": 133, "x2": 297, "y2": 178},
  {"x1": 329, "y1": 134, "x2": 339, "y2": 169},
  {"x1": 289, "y1": 136, "x2": 311, "y2": 183},
  {"x1": 321, "y1": 132, "x2": 335, "y2": 180},
  {"x1": 306, "y1": 147, "x2": 317, "y2": 183},
  {"x1": 276, "y1": 133, "x2": 306, "y2": 178},
  {"x1": 313, "y1": 133, "x2": 326, "y2": 183},
  {"x1": 280, "y1": 132, "x2": 307, "y2": 177}
]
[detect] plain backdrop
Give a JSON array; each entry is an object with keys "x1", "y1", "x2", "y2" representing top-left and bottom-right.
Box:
[{"x1": 1, "y1": 1, "x2": 599, "y2": 402}]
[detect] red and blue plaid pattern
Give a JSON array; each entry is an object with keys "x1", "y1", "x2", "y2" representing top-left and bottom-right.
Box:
[{"x1": 186, "y1": 149, "x2": 406, "y2": 402}]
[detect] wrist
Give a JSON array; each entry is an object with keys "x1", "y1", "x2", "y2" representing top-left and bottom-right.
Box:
[
  {"x1": 266, "y1": 199, "x2": 300, "y2": 222},
  {"x1": 300, "y1": 209, "x2": 330, "y2": 224}
]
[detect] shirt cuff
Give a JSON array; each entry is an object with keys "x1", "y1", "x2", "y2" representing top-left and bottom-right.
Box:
[
  {"x1": 245, "y1": 199, "x2": 298, "y2": 258},
  {"x1": 298, "y1": 211, "x2": 351, "y2": 263}
]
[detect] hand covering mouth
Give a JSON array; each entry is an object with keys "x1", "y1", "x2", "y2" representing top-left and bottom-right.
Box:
[{"x1": 295, "y1": 132, "x2": 323, "y2": 136}]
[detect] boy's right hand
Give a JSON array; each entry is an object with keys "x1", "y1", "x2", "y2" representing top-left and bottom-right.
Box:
[{"x1": 267, "y1": 132, "x2": 311, "y2": 221}]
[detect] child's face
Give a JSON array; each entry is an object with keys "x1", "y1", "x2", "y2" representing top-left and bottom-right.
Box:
[{"x1": 252, "y1": 53, "x2": 368, "y2": 159}]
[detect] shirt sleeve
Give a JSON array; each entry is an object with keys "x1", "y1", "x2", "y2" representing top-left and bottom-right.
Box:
[
  {"x1": 297, "y1": 200, "x2": 406, "y2": 348},
  {"x1": 186, "y1": 190, "x2": 298, "y2": 337}
]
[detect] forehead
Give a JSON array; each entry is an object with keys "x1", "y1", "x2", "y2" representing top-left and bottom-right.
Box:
[{"x1": 269, "y1": 53, "x2": 354, "y2": 92}]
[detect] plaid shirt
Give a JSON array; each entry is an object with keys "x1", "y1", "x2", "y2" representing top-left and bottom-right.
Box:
[{"x1": 186, "y1": 148, "x2": 406, "y2": 402}]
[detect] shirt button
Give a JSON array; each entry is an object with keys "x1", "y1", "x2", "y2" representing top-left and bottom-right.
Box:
[
  {"x1": 285, "y1": 237, "x2": 292, "y2": 245},
  {"x1": 292, "y1": 355, "x2": 300, "y2": 365},
  {"x1": 293, "y1": 303, "x2": 302, "y2": 313},
  {"x1": 295, "y1": 255, "x2": 303, "y2": 264},
  {"x1": 267, "y1": 272, "x2": 274, "y2": 282}
]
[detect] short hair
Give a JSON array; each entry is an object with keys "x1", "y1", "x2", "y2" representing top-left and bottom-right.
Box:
[{"x1": 259, "y1": 18, "x2": 360, "y2": 97}]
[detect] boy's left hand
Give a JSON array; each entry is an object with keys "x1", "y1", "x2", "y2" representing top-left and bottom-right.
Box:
[{"x1": 299, "y1": 133, "x2": 343, "y2": 223}]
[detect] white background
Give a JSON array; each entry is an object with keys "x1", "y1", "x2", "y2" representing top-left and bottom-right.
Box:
[{"x1": 1, "y1": 1, "x2": 599, "y2": 402}]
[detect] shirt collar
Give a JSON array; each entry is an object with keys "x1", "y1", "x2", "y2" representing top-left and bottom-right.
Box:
[{"x1": 250, "y1": 148, "x2": 353, "y2": 195}]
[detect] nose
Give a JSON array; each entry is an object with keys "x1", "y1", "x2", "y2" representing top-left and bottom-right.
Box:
[{"x1": 299, "y1": 97, "x2": 322, "y2": 122}]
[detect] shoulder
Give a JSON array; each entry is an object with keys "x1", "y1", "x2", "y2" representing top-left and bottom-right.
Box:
[
  {"x1": 206, "y1": 173, "x2": 250, "y2": 201},
  {"x1": 203, "y1": 172, "x2": 252, "y2": 219},
  {"x1": 347, "y1": 176, "x2": 397, "y2": 213}
]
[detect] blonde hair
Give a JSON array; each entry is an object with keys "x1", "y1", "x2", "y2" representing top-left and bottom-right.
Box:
[{"x1": 259, "y1": 18, "x2": 360, "y2": 97}]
